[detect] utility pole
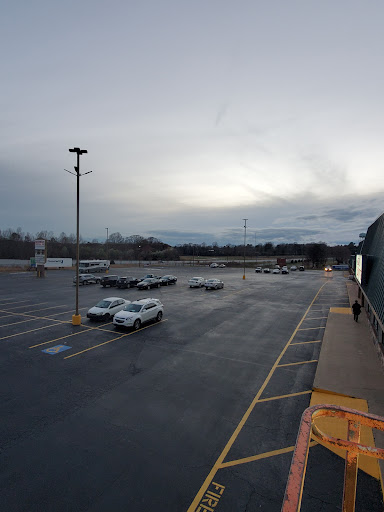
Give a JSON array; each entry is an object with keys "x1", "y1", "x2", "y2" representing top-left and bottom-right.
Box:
[
  {"x1": 105, "y1": 227, "x2": 109, "y2": 262},
  {"x1": 243, "y1": 218, "x2": 248, "y2": 280},
  {"x1": 66, "y1": 147, "x2": 91, "y2": 326}
]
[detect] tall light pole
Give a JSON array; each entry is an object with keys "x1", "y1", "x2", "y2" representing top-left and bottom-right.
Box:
[
  {"x1": 105, "y1": 227, "x2": 109, "y2": 262},
  {"x1": 254, "y1": 232, "x2": 257, "y2": 267},
  {"x1": 66, "y1": 147, "x2": 91, "y2": 326},
  {"x1": 243, "y1": 218, "x2": 248, "y2": 280}
]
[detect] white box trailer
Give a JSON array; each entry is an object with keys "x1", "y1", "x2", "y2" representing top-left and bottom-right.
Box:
[
  {"x1": 79, "y1": 260, "x2": 110, "y2": 273},
  {"x1": 44, "y1": 258, "x2": 73, "y2": 269}
]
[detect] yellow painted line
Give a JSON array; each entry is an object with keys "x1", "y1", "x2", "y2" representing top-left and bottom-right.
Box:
[
  {"x1": 277, "y1": 359, "x2": 318, "y2": 368},
  {"x1": 330, "y1": 307, "x2": 351, "y2": 314},
  {"x1": 0, "y1": 308, "x2": 88, "y2": 328},
  {"x1": 0, "y1": 312, "x2": 70, "y2": 324},
  {"x1": 28, "y1": 321, "x2": 115, "y2": 348},
  {"x1": 64, "y1": 320, "x2": 167, "y2": 359},
  {"x1": 303, "y1": 317, "x2": 327, "y2": 320},
  {"x1": 219, "y1": 441, "x2": 318, "y2": 469},
  {"x1": 186, "y1": 281, "x2": 329, "y2": 512},
  {"x1": 258, "y1": 390, "x2": 312, "y2": 402},
  {"x1": 0, "y1": 321, "x2": 71, "y2": 341},
  {"x1": 297, "y1": 326, "x2": 325, "y2": 331},
  {"x1": 290, "y1": 340, "x2": 321, "y2": 345},
  {"x1": 0, "y1": 301, "x2": 49, "y2": 312},
  {"x1": 0, "y1": 300, "x2": 29, "y2": 306},
  {"x1": 0, "y1": 304, "x2": 68, "y2": 319}
]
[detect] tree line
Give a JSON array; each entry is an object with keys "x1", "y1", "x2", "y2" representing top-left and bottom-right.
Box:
[{"x1": 0, "y1": 227, "x2": 357, "y2": 267}]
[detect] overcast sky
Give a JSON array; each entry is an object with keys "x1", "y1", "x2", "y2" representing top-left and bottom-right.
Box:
[{"x1": 1, "y1": 1, "x2": 383, "y2": 246}]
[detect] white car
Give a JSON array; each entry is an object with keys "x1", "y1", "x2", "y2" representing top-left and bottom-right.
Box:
[
  {"x1": 281, "y1": 266, "x2": 289, "y2": 274},
  {"x1": 188, "y1": 277, "x2": 206, "y2": 288},
  {"x1": 290, "y1": 266, "x2": 297, "y2": 271},
  {"x1": 87, "y1": 297, "x2": 129, "y2": 321},
  {"x1": 255, "y1": 267, "x2": 263, "y2": 273},
  {"x1": 272, "y1": 268, "x2": 280, "y2": 274},
  {"x1": 205, "y1": 278, "x2": 224, "y2": 290},
  {"x1": 113, "y1": 298, "x2": 163, "y2": 330},
  {"x1": 210, "y1": 263, "x2": 219, "y2": 268},
  {"x1": 218, "y1": 264, "x2": 226, "y2": 268},
  {"x1": 73, "y1": 274, "x2": 101, "y2": 285}
]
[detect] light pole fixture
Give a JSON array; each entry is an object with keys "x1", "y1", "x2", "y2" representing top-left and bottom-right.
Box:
[
  {"x1": 105, "y1": 227, "x2": 109, "y2": 263},
  {"x1": 243, "y1": 218, "x2": 248, "y2": 280},
  {"x1": 66, "y1": 147, "x2": 91, "y2": 326}
]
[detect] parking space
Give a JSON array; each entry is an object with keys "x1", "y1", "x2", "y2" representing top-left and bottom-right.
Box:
[{"x1": 0, "y1": 266, "x2": 358, "y2": 511}]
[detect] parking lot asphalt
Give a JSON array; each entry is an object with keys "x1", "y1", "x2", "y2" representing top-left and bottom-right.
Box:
[{"x1": 0, "y1": 266, "x2": 381, "y2": 511}]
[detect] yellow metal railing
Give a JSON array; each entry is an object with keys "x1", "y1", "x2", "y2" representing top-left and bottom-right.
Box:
[{"x1": 281, "y1": 404, "x2": 384, "y2": 512}]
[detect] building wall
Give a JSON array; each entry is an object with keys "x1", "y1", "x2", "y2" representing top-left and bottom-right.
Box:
[{"x1": 360, "y1": 212, "x2": 384, "y2": 363}]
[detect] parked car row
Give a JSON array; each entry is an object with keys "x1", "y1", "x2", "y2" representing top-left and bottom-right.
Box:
[
  {"x1": 87, "y1": 296, "x2": 164, "y2": 330},
  {"x1": 74, "y1": 273, "x2": 178, "y2": 288},
  {"x1": 187, "y1": 276, "x2": 224, "y2": 289},
  {"x1": 75, "y1": 273, "x2": 225, "y2": 291},
  {"x1": 255, "y1": 265, "x2": 305, "y2": 273}
]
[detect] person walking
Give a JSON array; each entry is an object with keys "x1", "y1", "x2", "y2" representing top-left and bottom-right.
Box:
[{"x1": 352, "y1": 300, "x2": 362, "y2": 322}]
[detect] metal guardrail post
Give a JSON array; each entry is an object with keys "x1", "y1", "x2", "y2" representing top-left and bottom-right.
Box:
[{"x1": 281, "y1": 404, "x2": 384, "y2": 512}]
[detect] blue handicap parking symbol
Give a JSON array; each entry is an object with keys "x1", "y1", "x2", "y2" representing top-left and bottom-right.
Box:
[{"x1": 42, "y1": 345, "x2": 72, "y2": 355}]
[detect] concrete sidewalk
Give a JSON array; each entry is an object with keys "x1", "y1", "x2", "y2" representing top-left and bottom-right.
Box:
[
  {"x1": 312, "y1": 278, "x2": 384, "y2": 486},
  {"x1": 313, "y1": 279, "x2": 384, "y2": 418}
]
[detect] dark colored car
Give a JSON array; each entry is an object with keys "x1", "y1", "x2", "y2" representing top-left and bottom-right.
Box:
[
  {"x1": 140, "y1": 273, "x2": 160, "y2": 280},
  {"x1": 159, "y1": 275, "x2": 177, "y2": 286},
  {"x1": 136, "y1": 277, "x2": 161, "y2": 290},
  {"x1": 100, "y1": 275, "x2": 119, "y2": 287},
  {"x1": 116, "y1": 276, "x2": 141, "y2": 289}
]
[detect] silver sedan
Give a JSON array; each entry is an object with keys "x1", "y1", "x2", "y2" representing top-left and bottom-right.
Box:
[{"x1": 204, "y1": 278, "x2": 224, "y2": 290}]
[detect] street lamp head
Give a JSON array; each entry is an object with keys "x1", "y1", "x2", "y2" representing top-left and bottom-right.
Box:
[{"x1": 69, "y1": 147, "x2": 88, "y2": 155}]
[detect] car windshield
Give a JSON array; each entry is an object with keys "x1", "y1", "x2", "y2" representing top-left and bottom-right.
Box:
[
  {"x1": 123, "y1": 304, "x2": 143, "y2": 312},
  {"x1": 95, "y1": 300, "x2": 111, "y2": 309}
]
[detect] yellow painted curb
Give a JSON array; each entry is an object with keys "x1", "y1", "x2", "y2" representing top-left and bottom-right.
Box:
[
  {"x1": 310, "y1": 391, "x2": 381, "y2": 480},
  {"x1": 330, "y1": 307, "x2": 352, "y2": 314}
]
